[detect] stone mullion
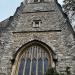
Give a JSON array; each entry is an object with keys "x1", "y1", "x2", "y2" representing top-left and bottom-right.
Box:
[
  {"x1": 50, "y1": 52, "x2": 53, "y2": 68},
  {"x1": 23, "y1": 53, "x2": 26, "y2": 75},
  {"x1": 42, "y1": 51, "x2": 45, "y2": 75},
  {"x1": 23, "y1": 59, "x2": 26, "y2": 75},
  {"x1": 29, "y1": 47, "x2": 33, "y2": 75},
  {"x1": 17, "y1": 55, "x2": 25, "y2": 75},
  {"x1": 40, "y1": 47, "x2": 44, "y2": 75},
  {"x1": 36, "y1": 46, "x2": 38, "y2": 75},
  {"x1": 43, "y1": 59, "x2": 44, "y2": 75},
  {"x1": 16, "y1": 60, "x2": 20, "y2": 75}
]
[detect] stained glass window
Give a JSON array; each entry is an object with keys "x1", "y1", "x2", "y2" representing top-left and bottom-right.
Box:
[
  {"x1": 32, "y1": 58, "x2": 36, "y2": 75},
  {"x1": 38, "y1": 58, "x2": 43, "y2": 75},
  {"x1": 44, "y1": 58, "x2": 48, "y2": 74},
  {"x1": 25, "y1": 58, "x2": 31, "y2": 75},
  {"x1": 18, "y1": 58, "x2": 25, "y2": 75},
  {"x1": 17, "y1": 44, "x2": 51, "y2": 75}
]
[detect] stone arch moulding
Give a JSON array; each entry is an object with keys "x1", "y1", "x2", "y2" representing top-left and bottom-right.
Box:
[{"x1": 11, "y1": 40, "x2": 57, "y2": 75}]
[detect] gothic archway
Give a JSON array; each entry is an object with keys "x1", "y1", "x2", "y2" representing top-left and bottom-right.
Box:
[{"x1": 11, "y1": 40, "x2": 56, "y2": 75}]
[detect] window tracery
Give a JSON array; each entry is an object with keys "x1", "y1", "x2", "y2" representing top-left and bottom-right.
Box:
[{"x1": 11, "y1": 41, "x2": 56, "y2": 75}]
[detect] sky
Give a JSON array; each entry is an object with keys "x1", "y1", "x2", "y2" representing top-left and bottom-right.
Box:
[{"x1": 0, "y1": 0, "x2": 63, "y2": 22}]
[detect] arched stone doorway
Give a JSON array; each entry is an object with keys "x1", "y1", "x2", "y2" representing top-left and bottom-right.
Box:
[{"x1": 11, "y1": 40, "x2": 56, "y2": 75}]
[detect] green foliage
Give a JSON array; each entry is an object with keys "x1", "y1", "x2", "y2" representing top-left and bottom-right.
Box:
[
  {"x1": 65, "y1": 66, "x2": 71, "y2": 75},
  {"x1": 45, "y1": 68, "x2": 65, "y2": 75},
  {"x1": 63, "y1": 0, "x2": 75, "y2": 11}
]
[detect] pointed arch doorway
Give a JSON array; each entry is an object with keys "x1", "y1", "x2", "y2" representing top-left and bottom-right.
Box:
[{"x1": 11, "y1": 40, "x2": 56, "y2": 75}]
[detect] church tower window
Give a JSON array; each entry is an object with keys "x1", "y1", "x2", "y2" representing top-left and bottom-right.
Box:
[{"x1": 33, "y1": 20, "x2": 41, "y2": 28}]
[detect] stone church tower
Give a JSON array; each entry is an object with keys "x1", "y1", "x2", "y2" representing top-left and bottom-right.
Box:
[{"x1": 0, "y1": 0, "x2": 75, "y2": 75}]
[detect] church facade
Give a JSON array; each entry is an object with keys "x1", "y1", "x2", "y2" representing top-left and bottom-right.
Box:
[{"x1": 0, "y1": 0, "x2": 75, "y2": 75}]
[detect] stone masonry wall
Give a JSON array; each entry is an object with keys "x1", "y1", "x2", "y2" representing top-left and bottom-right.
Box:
[{"x1": 0, "y1": 0, "x2": 75, "y2": 75}]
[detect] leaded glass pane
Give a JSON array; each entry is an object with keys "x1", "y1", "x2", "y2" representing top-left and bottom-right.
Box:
[
  {"x1": 31, "y1": 58, "x2": 36, "y2": 75},
  {"x1": 38, "y1": 58, "x2": 43, "y2": 75},
  {"x1": 44, "y1": 58, "x2": 48, "y2": 74},
  {"x1": 18, "y1": 58, "x2": 25, "y2": 75},
  {"x1": 18, "y1": 44, "x2": 50, "y2": 75},
  {"x1": 25, "y1": 58, "x2": 31, "y2": 75}
]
